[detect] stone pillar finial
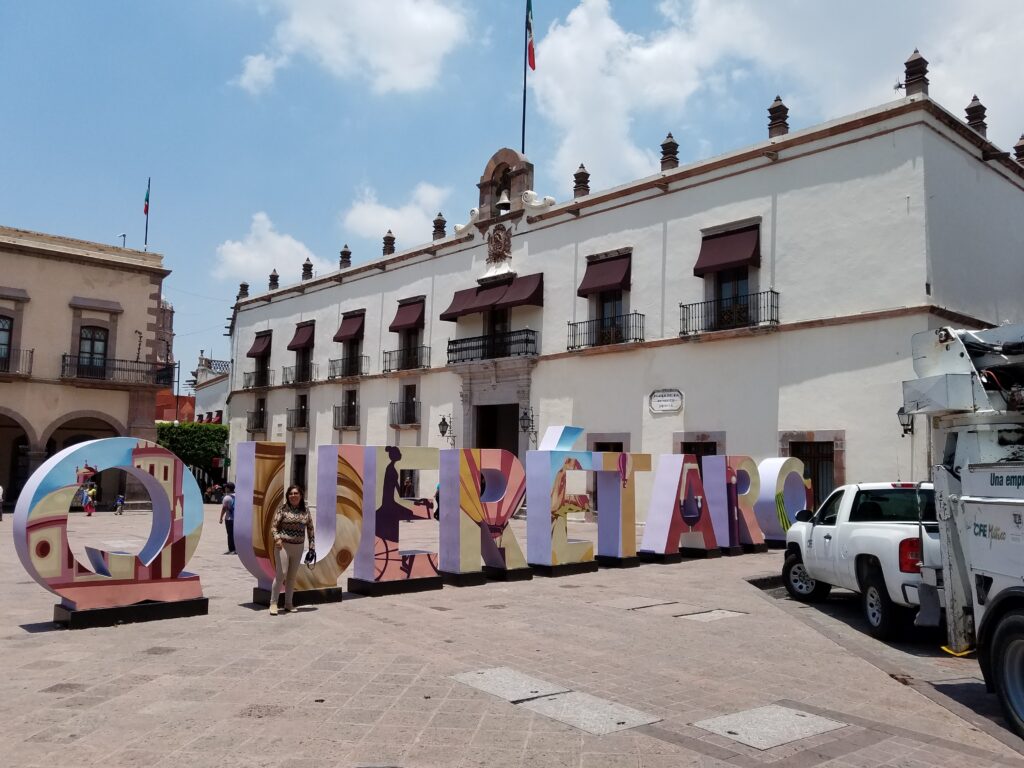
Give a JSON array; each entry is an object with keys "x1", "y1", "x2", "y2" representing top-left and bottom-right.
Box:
[
  {"x1": 237, "y1": 282, "x2": 249, "y2": 300},
  {"x1": 904, "y1": 49, "x2": 929, "y2": 97},
  {"x1": 966, "y1": 95, "x2": 987, "y2": 138},
  {"x1": 573, "y1": 164, "x2": 590, "y2": 199},
  {"x1": 382, "y1": 230, "x2": 396, "y2": 255},
  {"x1": 1014, "y1": 134, "x2": 1024, "y2": 165},
  {"x1": 301, "y1": 257, "x2": 313, "y2": 281},
  {"x1": 432, "y1": 212, "x2": 446, "y2": 241},
  {"x1": 660, "y1": 132, "x2": 679, "y2": 170},
  {"x1": 339, "y1": 244, "x2": 352, "y2": 269},
  {"x1": 768, "y1": 96, "x2": 789, "y2": 138},
  {"x1": 269, "y1": 269, "x2": 279, "y2": 290}
]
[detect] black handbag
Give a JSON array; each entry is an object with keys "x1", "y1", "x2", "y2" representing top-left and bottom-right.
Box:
[{"x1": 304, "y1": 548, "x2": 316, "y2": 568}]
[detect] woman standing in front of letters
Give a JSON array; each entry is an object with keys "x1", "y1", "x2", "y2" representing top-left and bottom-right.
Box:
[{"x1": 269, "y1": 485, "x2": 315, "y2": 615}]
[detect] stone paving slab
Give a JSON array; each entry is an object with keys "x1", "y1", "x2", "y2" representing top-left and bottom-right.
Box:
[
  {"x1": 693, "y1": 704, "x2": 846, "y2": 749},
  {"x1": 518, "y1": 691, "x2": 662, "y2": 735},
  {"x1": 451, "y1": 667, "x2": 571, "y2": 703},
  {"x1": 676, "y1": 609, "x2": 747, "y2": 622}
]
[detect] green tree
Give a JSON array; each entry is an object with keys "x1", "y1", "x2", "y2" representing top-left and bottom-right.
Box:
[{"x1": 155, "y1": 422, "x2": 229, "y2": 475}]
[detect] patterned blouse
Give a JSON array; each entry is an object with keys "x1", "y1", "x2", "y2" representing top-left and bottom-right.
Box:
[{"x1": 272, "y1": 504, "x2": 315, "y2": 548}]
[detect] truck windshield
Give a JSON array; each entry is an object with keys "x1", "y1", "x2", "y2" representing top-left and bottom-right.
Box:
[{"x1": 849, "y1": 489, "x2": 936, "y2": 523}]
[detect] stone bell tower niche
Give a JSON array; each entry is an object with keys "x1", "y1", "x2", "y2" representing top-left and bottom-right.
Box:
[{"x1": 477, "y1": 148, "x2": 534, "y2": 220}]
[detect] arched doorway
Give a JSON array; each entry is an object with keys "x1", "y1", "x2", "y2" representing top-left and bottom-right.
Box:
[
  {"x1": 44, "y1": 416, "x2": 124, "y2": 509},
  {"x1": 0, "y1": 412, "x2": 33, "y2": 510}
]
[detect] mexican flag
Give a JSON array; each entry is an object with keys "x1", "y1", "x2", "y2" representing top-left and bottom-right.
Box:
[
  {"x1": 144, "y1": 178, "x2": 150, "y2": 216},
  {"x1": 526, "y1": 0, "x2": 536, "y2": 70}
]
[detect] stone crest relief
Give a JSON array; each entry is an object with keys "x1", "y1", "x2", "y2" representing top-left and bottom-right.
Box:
[{"x1": 487, "y1": 224, "x2": 511, "y2": 265}]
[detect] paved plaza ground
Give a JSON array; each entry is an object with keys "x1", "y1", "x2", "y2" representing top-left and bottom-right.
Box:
[{"x1": 2, "y1": 505, "x2": 1024, "y2": 767}]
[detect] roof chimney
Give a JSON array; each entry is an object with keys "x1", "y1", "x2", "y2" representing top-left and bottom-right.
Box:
[
  {"x1": 573, "y1": 164, "x2": 590, "y2": 198},
  {"x1": 269, "y1": 269, "x2": 279, "y2": 290},
  {"x1": 339, "y1": 244, "x2": 352, "y2": 269},
  {"x1": 768, "y1": 96, "x2": 789, "y2": 138},
  {"x1": 237, "y1": 282, "x2": 249, "y2": 300},
  {"x1": 903, "y1": 49, "x2": 929, "y2": 97},
  {"x1": 301, "y1": 257, "x2": 313, "y2": 281},
  {"x1": 1014, "y1": 134, "x2": 1024, "y2": 166},
  {"x1": 382, "y1": 230, "x2": 396, "y2": 255},
  {"x1": 660, "y1": 133, "x2": 679, "y2": 170},
  {"x1": 432, "y1": 212, "x2": 446, "y2": 241},
  {"x1": 966, "y1": 95, "x2": 987, "y2": 138}
]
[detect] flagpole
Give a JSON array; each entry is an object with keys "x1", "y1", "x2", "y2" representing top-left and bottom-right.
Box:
[
  {"x1": 521, "y1": 0, "x2": 528, "y2": 155},
  {"x1": 144, "y1": 177, "x2": 151, "y2": 251}
]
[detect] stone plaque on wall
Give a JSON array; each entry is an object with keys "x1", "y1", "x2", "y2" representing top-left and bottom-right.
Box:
[{"x1": 649, "y1": 389, "x2": 683, "y2": 414}]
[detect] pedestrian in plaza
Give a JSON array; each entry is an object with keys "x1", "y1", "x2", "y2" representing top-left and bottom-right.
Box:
[
  {"x1": 114, "y1": 493, "x2": 125, "y2": 515},
  {"x1": 84, "y1": 485, "x2": 96, "y2": 517},
  {"x1": 269, "y1": 484, "x2": 314, "y2": 615},
  {"x1": 219, "y1": 482, "x2": 236, "y2": 554},
  {"x1": 401, "y1": 475, "x2": 414, "y2": 498}
]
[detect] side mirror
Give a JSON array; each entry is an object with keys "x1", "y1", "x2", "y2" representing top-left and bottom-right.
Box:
[{"x1": 795, "y1": 509, "x2": 814, "y2": 523}]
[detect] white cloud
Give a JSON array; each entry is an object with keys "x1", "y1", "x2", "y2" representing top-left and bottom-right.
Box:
[
  {"x1": 235, "y1": 53, "x2": 287, "y2": 95},
  {"x1": 341, "y1": 183, "x2": 451, "y2": 252},
  {"x1": 214, "y1": 212, "x2": 332, "y2": 282},
  {"x1": 236, "y1": 0, "x2": 468, "y2": 95},
  {"x1": 533, "y1": 0, "x2": 1024, "y2": 195}
]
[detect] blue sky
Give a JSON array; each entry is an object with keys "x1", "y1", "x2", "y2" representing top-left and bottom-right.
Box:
[{"x1": 2, "y1": 0, "x2": 1021, "y2": 385}]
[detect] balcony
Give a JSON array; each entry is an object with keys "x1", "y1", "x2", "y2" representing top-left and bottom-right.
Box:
[
  {"x1": 246, "y1": 410, "x2": 266, "y2": 432},
  {"x1": 286, "y1": 408, "x2": 308, "y2": 431},
  {"x1": 60, "y1": 354, "x2": 175, "y2": 385},
  {"x1": 283, "y1": 362, "x2": 319, "y2": 385},
  {"x1": 243, "y1": 368, "x2": 274, "y2": 389},
  {"x1": 0, "y1": 347, "x2": 33, "y2": 376},
  {"x1": 383, "y1": 345, "x2": 430, "y2": 373},
  {"x1": 388, "y1": 400, "x2": 420, "y2": 427},
  {"x1": 679, "y1": 290, "x2": 779, "y2": 335},
  {"x1": 333, "y1": 403, "x2": 359, "y2": 430},
  {"x1": 567, "y1": 312, "x2": 645, "y2": 351},
  {"x1": 447, "y1": 329, "x2": 538, "y2": 365},
  {"x1": 328, "y1": 355, "x2": 369, "y2": 379}
]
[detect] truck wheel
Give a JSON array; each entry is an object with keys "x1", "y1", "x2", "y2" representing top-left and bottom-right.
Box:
[
  {"x1": 862, "y1": 570, "x2": 899, "y2": 640},
  {"x1": 991, "y1": 611, "x2": 1024, "y2": 739},
  {"x1": 783, "y1": 553, "x2": 831, "y2": 603}
]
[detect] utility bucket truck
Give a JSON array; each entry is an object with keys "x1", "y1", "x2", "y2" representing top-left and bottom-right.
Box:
[{"x1": 903, "y1": 324, "x2": 1024, "y2": 736}]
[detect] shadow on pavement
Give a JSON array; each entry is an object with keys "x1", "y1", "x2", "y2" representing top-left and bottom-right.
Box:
[{"x1": 19, "y1": 622, "x2": 65, "y2": 634}]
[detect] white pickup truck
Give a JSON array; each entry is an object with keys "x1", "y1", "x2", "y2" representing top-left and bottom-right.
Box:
[{"x1": 782, "y1": 482, "x2": 940, "y2": 639}]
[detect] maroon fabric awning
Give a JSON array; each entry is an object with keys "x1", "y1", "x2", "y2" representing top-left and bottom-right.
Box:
[
  {"x1": 495, "y1": 273, "x2": 543, "y2": 310},
  {"x1": 333, "y1": 311, "x2": 365, "y2": 342},
  {"x1": 577, "y1": 256, "x2": 631, "y2": 297},
  {"x1": 693, "y1": 226, "x2": 760, "y2": 276},
  {"x1": 246, "y1": 332, "x2": 272, "y2": 358},
  {"x1": 287, "y1": 322, "x2": 315, "y2": 350},
  {"x1": 389, "y1": 298, "x2": 425, "y2": 332},
  {"x1": 463, "y1": 282, "x2": 511, "y2": 315},
  {"x1": 439, "y1": 288, "x2": 478, "y2": 322}
]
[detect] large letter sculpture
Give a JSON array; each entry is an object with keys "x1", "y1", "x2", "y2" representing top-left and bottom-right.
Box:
[
  {"x1": 348, "y1": 445, "x2": 442, "y2": 595},
  {"x1": 438, "y1": 448, "x2": 530, "y2": 584},
  {"x1": 526, "y1": 426, "x2": 598, "y2": 575},
  {"x1": 754, "y1": 457, "x2": 809, "y2": 544},
  {"x1": 593, "y1": 450, "x2": 651, "y2": 566},
  {"x1": 14, "y1": 437, "x2": 206, "y2": 626},
  {"x1": 639, "y1": 454, "x2": 721, "y2": 561},
  {"x1": 702, "y1": 455, "x2": 766, "y2": 554},
  {"x1": 235, "y1": 441, "x2": 361, "y2": 606}
]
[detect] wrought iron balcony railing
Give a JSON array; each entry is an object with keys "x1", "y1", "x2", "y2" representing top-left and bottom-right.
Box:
[
  {"x1": 328, "y1": 355, "x2": 369, "y2": 379},
  {"x1": 60, "y1": 354, "x2": 174, "y2": 385},
  {"x1": 243, "y1": 368, "x2": 274, "y2": 389},
  {"x1": 333, "y1": 403, "x2": 359, "y2": 430},
  {"x1": 246, "y1": 410, "x2": 266, "y2": 432},
  {"x1": 679, "y1": 290, "x2": 779, "y2": 335},
  {"x1": 567, "y1": 312, "x2": 645, "y2": 351},
  {"x1": 447, "y1": 329, "x2": 538, "y2": 365},
  {"x1": 208, "y1": 359, "x2": 230, "y2": 374},
  {"x1": 283, "y1": 362, "x2": 318, "y2": 385},
  {"x1": 286, "y1": 408, "x2": 308, "y2": 430},
  {"x1": 388, "y1": 400, "x2": 420, "y2": 427},
  {"x1": 0, "y1": 347, "x2": 33, "y2": 376},
  {"x1": 383, "y1": 345, "x2": 430, "y2": 373}
]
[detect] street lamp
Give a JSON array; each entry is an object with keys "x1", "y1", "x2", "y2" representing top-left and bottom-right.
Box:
[
  {"x1": 897, "y1": 406, "x2": 914, "y2": 437},
  {"x1": 519, "y1": 406, "x2": 537, "y2": 446},
  {"x1": 438, "y1": 414, "x2": 456, "y2": 447}
]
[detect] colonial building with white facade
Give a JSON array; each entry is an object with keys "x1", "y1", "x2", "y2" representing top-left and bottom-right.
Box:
[{"x1": 226, "y1": 52, "x2": 1024, "y2": 516}]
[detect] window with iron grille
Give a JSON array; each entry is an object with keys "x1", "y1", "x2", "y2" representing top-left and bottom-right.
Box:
[{"x1": 789, "y1": 441, "x2": 835, "y2": 509}]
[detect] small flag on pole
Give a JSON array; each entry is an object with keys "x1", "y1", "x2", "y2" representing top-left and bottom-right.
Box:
[
  {"x1": 526, "y1": 0, "x2": 536, "y2": 70},
  {"x1": 143, "y1": 178, "x2": 150, "y2": 215}
]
